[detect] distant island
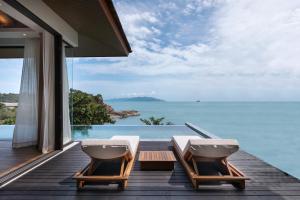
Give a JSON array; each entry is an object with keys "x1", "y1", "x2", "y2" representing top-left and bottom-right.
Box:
[{"x1": 107, "y1": 97, "x2": 165, "y2": 102}]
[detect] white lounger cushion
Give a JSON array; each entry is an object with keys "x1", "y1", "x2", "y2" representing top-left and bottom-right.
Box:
[
  {"x1": 81, "y1": 136, "x2": 139, "y2": 160},
  {"x1": 173, "y1": 136, "x2": 202, "y2": 158},
  {"x1": 111, "y1": 135, "x2": 139, "y2": 157},
  {"x1": 173, "y1": 135, "x2": 239, "y2": 159}
]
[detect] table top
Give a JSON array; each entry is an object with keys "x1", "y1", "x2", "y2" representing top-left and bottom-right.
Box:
[{"x1": 139, "y1": 151, "x2": 177, "y2": 162}]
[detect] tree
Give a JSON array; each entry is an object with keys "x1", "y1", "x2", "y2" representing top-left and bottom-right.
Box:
[
  {"x1": 0, "y1": 103, "x2": 16, "y2": 125},
  {"x1": 2, "y1": 117, "x2": 16, "y2": 125},
  {"x1": 69, "y1": 89, "x2": 115, "y2": 125},
  {"x1": 140, "y1": 116, "x2": 174, "y2": 125},
  {"x1": 0, "y1": 93, "x2": 19, "y2": 103},
  {"x1": 0, "y1": 103, "x2": 5, "y2": 110}
]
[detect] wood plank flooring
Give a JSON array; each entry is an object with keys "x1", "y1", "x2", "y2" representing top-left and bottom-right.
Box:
[
  {"x1": 1, "y1": 141, "x2": 300, "y2": 199},
  {"x1": 0, "y1": 141, "x2": 41, "y2": 176}
]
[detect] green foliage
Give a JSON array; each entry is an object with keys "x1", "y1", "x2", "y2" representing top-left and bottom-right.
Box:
[
  {"x1": 0, "y1": 93, "x2": 19, "y2": 103},
  {"x1": 140, "y1": 116, "x2": 174, "y2": 125},
  {"x1": 70, "y1": 89, "x2": 115, "y2": 125},
  {"x1": 0, "y1": 103, "x2": 16, "y2": 125},
  {"x1": 166, "y1": 121, "x2": 174, "y2": 125},
  {"x1": 0, "y1": 90, "x2": 116, "y2": 125},
  {"x1": 2, "y1": 117, "x2": 16, "y2": 125}
]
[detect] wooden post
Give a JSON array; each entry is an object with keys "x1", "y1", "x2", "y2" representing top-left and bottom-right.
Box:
[{"x1": 54, "y1": 34, "x2": 63, "y2": 150}]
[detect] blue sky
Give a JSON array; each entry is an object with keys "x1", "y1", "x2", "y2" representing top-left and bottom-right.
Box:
[{"x1": 1, "y1": 0, "x2": 300, "y2": 101}]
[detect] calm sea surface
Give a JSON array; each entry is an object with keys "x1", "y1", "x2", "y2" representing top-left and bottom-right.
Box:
[
  {"x1": 0, "y1": 102, "x2": 299, "y2": 179},
  {"x1": 108, "y1": 101, "x2": 300, "y2": 179}
]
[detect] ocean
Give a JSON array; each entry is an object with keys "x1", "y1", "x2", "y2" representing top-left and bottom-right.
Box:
[{"x1": 108, "y1": 101, "x2": 300, "y2": 179}]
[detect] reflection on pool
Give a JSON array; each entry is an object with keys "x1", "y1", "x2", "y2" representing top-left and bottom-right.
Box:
[
  {"x1": 0, "y1": 125, "x2": 198, "y2": 140},
  {"x1": 72, "y1": 125, "x2": 198, "y2": 140}
]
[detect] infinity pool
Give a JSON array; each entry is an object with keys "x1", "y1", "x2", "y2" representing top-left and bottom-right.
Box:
[
  {"x1": 0, "y1": 125, "x2": 14, "y2": 140},
  {"x1": 1, "y1": 124, "x2": 300, "y2": 179},
  {"x1": 0, "y1": 125, "x2": 198, "y2": 140}
]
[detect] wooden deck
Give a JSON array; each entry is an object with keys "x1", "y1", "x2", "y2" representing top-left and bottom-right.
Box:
[
  {"x1": 1, "y1": 141, "x2": 300, "y2": 199},
  {"x1": 0, "y1": 141, "x2": 41, "y2": 176}
]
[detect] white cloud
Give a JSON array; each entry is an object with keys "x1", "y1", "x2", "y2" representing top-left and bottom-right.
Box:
[
  {"x1": 74, "y1": 0, "x2": 300, "y2": 100},
  {"x1": 183, "y1": 0, "x2": 221, "y2": 15}
]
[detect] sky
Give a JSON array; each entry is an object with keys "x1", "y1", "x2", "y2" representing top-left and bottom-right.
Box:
[{"x1": 1, "y1": 0, "x2": 300, "y2": 101}]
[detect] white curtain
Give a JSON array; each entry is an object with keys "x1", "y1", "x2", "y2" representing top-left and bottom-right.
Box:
[
  {"x1": 62, "y1": 48, "x2": 71, "y2": 144},
  {"x1": 13, "y1": 32, "x2": 71, "y2": 152},
  {"x1": 13, "y1": 38, "x2": 40, "y2": 148},
  {"x1": 39, "y1": 32, "x2": 55, "y2": 153}
]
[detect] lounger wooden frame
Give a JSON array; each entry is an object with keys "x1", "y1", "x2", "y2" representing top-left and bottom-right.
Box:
[
  {"x1": 173, "y1": 141, "x2": 249, "y2": 190},
  {"x1": 74, "y1": 150, "x2": 136, "y2": 190}
]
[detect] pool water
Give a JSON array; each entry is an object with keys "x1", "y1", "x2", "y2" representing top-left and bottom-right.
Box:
[
  {"x1": 0, "y1": 125, "x2": 199, "y2": 141},
  {"x1": 0, "y1": 125, "x2": 14, "y2": 140},
  {"x1": 72, "y1": 125, "x2": 198, "y2": 140}
]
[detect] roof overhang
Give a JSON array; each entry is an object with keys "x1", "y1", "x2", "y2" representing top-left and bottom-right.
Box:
[
  {"x1": 42, "y1": 0, "x2": 131, "y2": 57},
  {"x1": 0, "y1": 0, "x2": 131, "y2": 58}
]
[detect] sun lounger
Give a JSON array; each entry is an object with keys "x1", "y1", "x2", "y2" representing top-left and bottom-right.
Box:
[
  {"x1": 172, "y1": 135, "x2": 249, "y2": 189},
  {"x1": 74, "y1": 136, "x2": 139, "y2": 189}
]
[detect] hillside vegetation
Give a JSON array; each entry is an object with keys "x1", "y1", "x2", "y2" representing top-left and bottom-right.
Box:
[
  {"x1": 0, "y1": 103, "x2": 16, "y2": 124},
  {"x1": 0, "y1": 90, "x2": 139, "y2": 125},
  {"x1": 70, "y1": 89, "x2": 115, "y2": 125},
  {"x1": 0, "y1": 93, "x2": 19, "y2": 103}
]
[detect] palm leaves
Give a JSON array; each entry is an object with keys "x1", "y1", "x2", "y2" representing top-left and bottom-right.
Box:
[{"x1": 140, "y1": 116, "x2": 174, "y2": 125}]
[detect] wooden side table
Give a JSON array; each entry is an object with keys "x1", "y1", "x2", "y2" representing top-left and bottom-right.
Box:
[{"x1": 138, "y1": 151, "x2": 177, "y2": 170}]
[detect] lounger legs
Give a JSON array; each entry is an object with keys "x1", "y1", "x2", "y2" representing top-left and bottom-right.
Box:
[
  {"x1": 120, "y1": 158, "x2": 125, "y2": 176},
  {"x1": 191, "y1": 160, "x2": 246, "y2": 190},
  {"x1": 191, "y1": 158, "x2": 199, "y2": 175},
  {"x1": 172, "y1": 141, "x2": 248, "y2": 190},
  {"x1": 232, "y1": 180, "x2": 245, "y2": 190},
  {"x1": 74, "y1": 155, "x2": 136, "y2": 190},
  {"x1": 77, "y1": 180, "x2": 85, "y2": 190},
  {"x1": 118, "y1": 180, "x2": 128, "y2": 190},
  {"x1": 192, "y1": 180, "x2": 198, "y2": 189},
  {"x1": 87, "y1": 160, "x2": 96, "y2": 175}
]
